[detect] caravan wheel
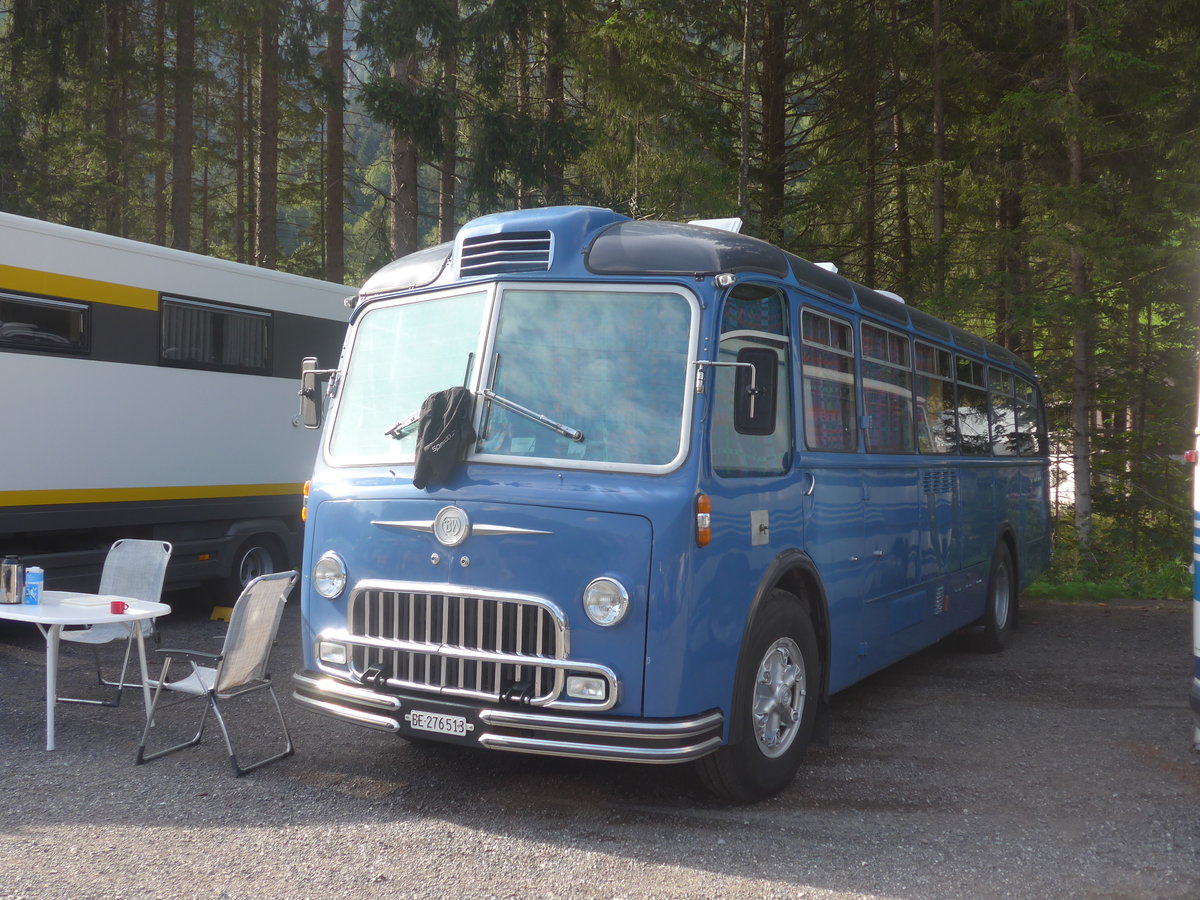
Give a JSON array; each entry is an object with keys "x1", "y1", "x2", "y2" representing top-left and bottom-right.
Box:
[{"x1": 226, "y1": 535, "x2": 285, "y2": 595}]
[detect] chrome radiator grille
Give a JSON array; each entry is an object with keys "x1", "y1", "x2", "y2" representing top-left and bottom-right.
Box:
[{"x1": 347, "y1": 585, "x2": 567, "y2": 705}]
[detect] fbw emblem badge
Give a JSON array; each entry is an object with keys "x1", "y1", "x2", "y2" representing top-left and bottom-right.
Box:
[{"x1": 433, "y1": 506, "x2": 471, "y2": 547}]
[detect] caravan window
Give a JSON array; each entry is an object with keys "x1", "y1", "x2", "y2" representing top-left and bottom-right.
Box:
[
  {"x1": 160, "y1": 296, "x2": 271, "y2": 374},
  {"x1": 0, "y1": 292, "x2": 88, "y2": 352}
]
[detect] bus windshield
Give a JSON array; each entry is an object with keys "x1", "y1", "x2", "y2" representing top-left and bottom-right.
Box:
[{"x1": 327, "y1": 285, "x2": 696, "y2": 469}]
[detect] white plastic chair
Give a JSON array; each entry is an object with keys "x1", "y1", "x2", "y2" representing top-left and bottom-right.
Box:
[
  {"x1": 135, "y1": 570, "x2": 297, "y2": 776},
  {"x1": 58, "y1": 539, "x2": 173, "y2": 707}
]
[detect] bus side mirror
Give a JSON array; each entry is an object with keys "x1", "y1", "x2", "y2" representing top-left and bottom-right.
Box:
[
  {"x1": 734, "y1": 347, "x2": 778, "y2": 435},
  {"x1": 300, "y1": 357, "x2": 328, "y2": 429}
]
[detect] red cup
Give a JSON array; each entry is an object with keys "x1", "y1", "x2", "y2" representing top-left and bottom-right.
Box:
[{"x1": 110, "y1": 600, "x2": 128, "y2": 614}]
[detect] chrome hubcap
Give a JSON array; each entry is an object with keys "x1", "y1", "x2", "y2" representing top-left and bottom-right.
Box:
[
  {"x1": 752, "y1": 637, "x2": 806, "y2": 758},
  {"x1": 993, "y1": 562, "x2": 1011, "y2": 629}
]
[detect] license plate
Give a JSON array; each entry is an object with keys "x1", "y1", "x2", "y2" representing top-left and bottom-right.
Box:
[{"x1": 406, "y1": 709, "x2": 471, "y2": 737}]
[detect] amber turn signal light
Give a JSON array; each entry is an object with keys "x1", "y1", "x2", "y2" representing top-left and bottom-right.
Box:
[{"x1": 696, "y1": 493, "x2": 712, "y2": 547}]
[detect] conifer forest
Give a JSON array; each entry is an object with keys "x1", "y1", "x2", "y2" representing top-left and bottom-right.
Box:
[{"x1": 2, "y1": 1, "x2": 1199, "y2": 592}]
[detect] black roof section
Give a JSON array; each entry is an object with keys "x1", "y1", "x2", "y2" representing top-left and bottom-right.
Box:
[{"x1": 587, "y1": 220, "x2": 790, "y2": 278}]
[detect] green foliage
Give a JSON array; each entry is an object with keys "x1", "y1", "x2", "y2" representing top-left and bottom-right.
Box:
[{"x1": 1033, "y1": 509, "x2": 1192, "y2": 601}]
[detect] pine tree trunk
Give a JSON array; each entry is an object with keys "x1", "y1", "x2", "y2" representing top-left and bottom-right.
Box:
[
  {"x1": 1067, "y1": 0, "x2": 1093, "y2": 550},
  {"x1": 324, "y1": 0, "x2": 346, "y2": 282},
  {"x1": 516, "y1": 30, "x2": 531, "y2": 209},
  {"x1": 438, "y1": 0, "x2": 459, "y2": 243},
  {"x1": 889, "y1": 0, "x2": 911, "y2": 292},
  {"x1": 256, "y1": 14, "x2": 279, "y2": 268},
  {"x1": 862, "y1": 0, "x2": 878, "y2": 286},
  {"x1": 759, "y1": 1, "x2": 786, "y2": 244},
  {"x1": 153, "y1": 1, "x2": 167, "y2": 244},
  {"x1": 103, "y1": 0, "x2": 125, "y2": 236},
  {"x1": 390, "y1": 56, "x2": 419, "y2": 257},
  {"x1": 738, "y1": 0, "x2": 752, "y2": 221},
  {"x1": 235, "y1": 36, "x2": 249, "y2": 263},
  {"x1": 932, "y1": 0, "x2": 945, "y2": 297},
  {"x1": 171, "y1": 0, "x2": 195, "y2": 252},
  {"x1": 543, "y1": 5, "x2": 566, "y2": 206}
]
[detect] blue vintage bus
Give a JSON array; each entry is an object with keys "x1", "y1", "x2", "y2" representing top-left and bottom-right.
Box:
[{"x1": 292, "y1": 206, "x2": 1051, "y2": 801}]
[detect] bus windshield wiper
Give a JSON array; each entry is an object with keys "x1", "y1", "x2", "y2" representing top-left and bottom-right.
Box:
[
  {"x1": 481, "y1": 389, "x2": 584, "y2": 442},
  {"x1": 385, "y1": 408, "x2": 421, "y2": 439}
]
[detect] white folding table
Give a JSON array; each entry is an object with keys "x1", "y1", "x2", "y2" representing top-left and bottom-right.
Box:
[{"x1": 0, "y1": 590, "x2": 171, "y2": 750}]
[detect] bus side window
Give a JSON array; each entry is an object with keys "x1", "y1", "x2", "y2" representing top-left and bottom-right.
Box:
[
  {"x1": 861, "y1": 322, "x2": 914, "y2": 453},
  {"x1": 1014, "y1": 376, "x2": 1044, "y2": 456},
  {"x1": 955, "y1": 354, "x2": 990, "y2": 456},
  {"x1": 989, "y1": 368, "x2": 1019, "y2": 456},
  {"x1": 915, "y1": 340, "x2": 955, "y2": 453},
  {"x1": 801, "y1": 309, "x2": 858, "y2": 452},
  {"x1": 711, "y1": 285, "x2": 792, "y2": 477}
]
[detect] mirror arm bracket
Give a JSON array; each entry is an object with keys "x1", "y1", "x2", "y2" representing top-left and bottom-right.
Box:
[{"x1": 693, "y1": 359, "x2": 758, "y2": 416}]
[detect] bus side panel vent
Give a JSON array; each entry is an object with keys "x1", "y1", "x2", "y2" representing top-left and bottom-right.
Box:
[{"x1": 922, "y1": 470, "x2": 958, "y2": 495}]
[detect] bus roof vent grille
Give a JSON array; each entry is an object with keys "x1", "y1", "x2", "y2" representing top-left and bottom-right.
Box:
[{"x1": 460, "y1": 231, "x2": 552, "y2": 277}]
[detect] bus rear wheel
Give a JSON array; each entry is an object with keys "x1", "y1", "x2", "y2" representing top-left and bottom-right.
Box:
[
  {"x1": 976, "y1": 543, "x2": 1016, "y2": 653},
  {"x1": 696, "y1": 590, "x2": 819, "y2": 803}
]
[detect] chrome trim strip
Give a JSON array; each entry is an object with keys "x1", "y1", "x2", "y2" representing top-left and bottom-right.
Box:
[
  {"x1": 291, "y1": 693, "x2": 401, "y2": 732},
  {"x1": 471, "y1": 524, "x2": 553, "y2": 537},
  {"x1": 293, "y1": 670, "x2": 402, "y2": 710},
  {"x1": 477, "y1": 733, "x2": 724, "y2": 764},
  {"x1": 371, "y1": 520, "x2": 433, "y2": 532},
  {"x1": 371, "y1": 520, "x2": 552, "y2": 537},
  {"x1": 478, "y1": 708, "x2": 722, "y2": 739}
]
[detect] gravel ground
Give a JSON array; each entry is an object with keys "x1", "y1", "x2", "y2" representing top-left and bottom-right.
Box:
[{"x1": 0, "y1": 592, "x2": 1197, "y2": 900}]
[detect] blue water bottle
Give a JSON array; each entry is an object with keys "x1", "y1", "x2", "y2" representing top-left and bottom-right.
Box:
[{"x1": 24, "y1": 566, "x2": 43, "y2": 604}]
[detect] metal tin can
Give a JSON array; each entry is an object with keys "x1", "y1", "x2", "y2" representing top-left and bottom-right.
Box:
[{"x1": 23, "y1": 566, "x2": 43, "y2": 604}]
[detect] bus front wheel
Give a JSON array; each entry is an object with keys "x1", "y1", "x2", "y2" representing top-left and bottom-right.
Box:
[{"x1": 697, "y1": 590, "x2": 819, "y2": 803}]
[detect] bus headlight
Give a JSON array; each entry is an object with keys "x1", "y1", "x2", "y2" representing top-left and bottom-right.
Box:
[
  {"x1": 583, "y1": 577, "x2": 629, "y2": 626},
  {"x1": 313, "y1": 551, "x2": 347, "y2": 599}
]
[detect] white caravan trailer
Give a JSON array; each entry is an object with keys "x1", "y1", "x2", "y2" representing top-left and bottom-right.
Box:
[{"x1": 0, "y1": 212, "x2": 350, "y2": 593}]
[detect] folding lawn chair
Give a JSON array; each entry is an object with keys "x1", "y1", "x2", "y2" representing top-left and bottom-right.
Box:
[{"x1": 134, "y1": 570, "x2": 297, "y2": 776}]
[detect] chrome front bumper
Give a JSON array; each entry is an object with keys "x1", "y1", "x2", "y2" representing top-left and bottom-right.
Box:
[{"x1": 292, "y1": 670, "x2": 724, "y2": 764}]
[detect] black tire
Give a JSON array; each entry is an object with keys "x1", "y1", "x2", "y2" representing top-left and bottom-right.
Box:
[
  {"x1": 976, "y1": 543, "x2": 1016, "y2": 653},
  {"x1": 225, "y1": 534, "x2": 286, "y2": 596},
  {"x1": 696, "y1": 590, "x2": 820, "y2": 803}
]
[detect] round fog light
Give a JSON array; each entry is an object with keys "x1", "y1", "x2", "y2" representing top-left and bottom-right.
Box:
[
  {"x1": 313, "y1": 551, "x2": 347, "y2": 599},
  {"x1": 583, "y1": 577, "x2": 629, "y2": 626}
]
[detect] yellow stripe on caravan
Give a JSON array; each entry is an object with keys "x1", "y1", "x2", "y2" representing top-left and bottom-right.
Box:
[
  {"x1": 1, "y1": 483, "x2": 303, "y2": 507},
  {"x1": 0, "y1": 263, "x2": 158, "y2": 311}
]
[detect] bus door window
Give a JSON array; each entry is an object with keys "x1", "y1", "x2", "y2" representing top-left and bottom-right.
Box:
[
  {"x1": 955, "y1": 355, "x2": 990, "y2": 455},
  {"x1": 801, "y1": 310, "x2": 858, "y2": 452},
  {"x1": 710, "y1": 284, "x2": 791, "y2": 477},
  {"x1": 861, "y1": 322, "x2": 914, "y2": 453},
  {"x1": 915, "y1": 341, "x2": 955, "y2": 453}
]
